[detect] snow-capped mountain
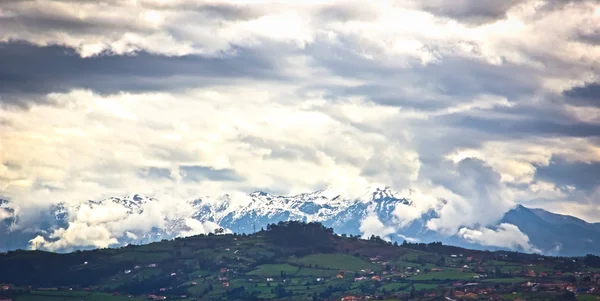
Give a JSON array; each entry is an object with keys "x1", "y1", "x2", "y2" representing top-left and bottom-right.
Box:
[
  {"x1": 2, "y1": 188, "x2": 600, "y2": 256},
  {"x1": 191, "y1": 186, "x2": 412, "y2": 235}
]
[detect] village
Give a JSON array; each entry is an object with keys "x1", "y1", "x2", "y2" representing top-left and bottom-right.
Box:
[{"x1": 1, "y1": 223, "x2": 600, "y2": 301}]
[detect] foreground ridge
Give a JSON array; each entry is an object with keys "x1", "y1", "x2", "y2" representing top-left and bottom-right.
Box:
[{"x1": 1, "y1": 221, "x2": 599, "y2": 301}]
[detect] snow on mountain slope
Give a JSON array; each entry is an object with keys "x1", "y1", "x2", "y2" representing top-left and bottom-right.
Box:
[
  {"x1": 191, "y1": 186, "x2": 414, "y2": 235},
  {"x1": 5, "y1": 186, "x2": 598, "y2": 256},
  {"x1": 2, "y1": 186, "x2": 418, "y2": 252}
]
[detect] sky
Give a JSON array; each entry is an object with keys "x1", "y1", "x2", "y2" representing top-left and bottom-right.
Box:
[{"x1": 1, "y1": 0, "x2": 600, "y2": 250}]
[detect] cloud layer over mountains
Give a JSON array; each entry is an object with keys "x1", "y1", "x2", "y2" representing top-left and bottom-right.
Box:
[{"x1": 1, "y1": 0, "x2": 600, "y2": 251}]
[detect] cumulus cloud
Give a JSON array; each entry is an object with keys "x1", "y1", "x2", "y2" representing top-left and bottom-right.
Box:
[
  {"x1": 27, "y1": 195, "x2": 225, "y2": 251},
  {"x1": 458, "y1": 223, "x2": 540, "y2": 253},
  {"x1": 30, "y1": 222, "x2": 119, "y2": 251},
  {"x1": 426, "y1": 158, "x2": 514, "y2": 235},
  {"x1": 0, "y1": 208, "x2": 12, "y2": 220},
  {"x1": 359, "y1": 213, "x2": 396, "y2": 240},
  {"x1": 177, "y1": 219, "x2": 224, "y2": 238}
]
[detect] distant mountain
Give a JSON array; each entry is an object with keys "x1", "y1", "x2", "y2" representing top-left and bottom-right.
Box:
[
  {"x1": 1, "y1": 189, "x2": 599, "y2": 256},
  {"x1": 191, "y1": 186, "x2": 413, "y2": 236},
  {"x1": 502, "y1": 205, "x2": 600, "y2": 257}
]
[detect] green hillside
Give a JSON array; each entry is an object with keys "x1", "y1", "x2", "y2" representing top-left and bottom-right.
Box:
[{"x1": 1, "y1": 221, "x2": 599, "y2": 301}]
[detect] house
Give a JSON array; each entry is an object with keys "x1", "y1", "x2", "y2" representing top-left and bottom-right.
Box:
[
  {"x1": 371, "y1": 276, "x2": 381, "y2": 281},
  {"x1": 170, "y1": 273, "x2": 177, "y2": 276},
  {"x1": 159, "y1": 288, "x2": 166, "y2": 292},
  {"x1": 1, "y1": 286, "x2": 10, "y2": 290},
  {"x1": 218, "y1": 277, "x2": 228, "y2": 281},
  {"x1": 454, "y1": 291, "x2": 465, "y2": 297},
  {"x1": 148, "y1": 264, "x2": 157, "y2": 268},
  {"x1": 222, "y1": 282, "x2": 230, "y2": 287},
  {"x1": 266, "y1": 278, "x2": 274, "y2": 282},
  {"x1": 316, "y1": 278, "x2": 323, "y2": 282},
  {"x1": 336, "y1": 273, "x2": 344, "y2": 279},
  {"x1": 451, "y1": 254, "x2": 458, "y2": 258},
  {"x1": 465, "y1": 293, "x2": 478, "y2": 299},
  {"x1": 124, "y1": 270, "x2": 131, "y2": 274},
  {"x1": 466, "y1": 257, "x2": 473, "y2": 262},
  {"x1": 341, "y1": 296, "x2": 360, "y2": 301},
  {"x1": 432, "y1": 268, "x2": 443, "y2": 272},
  {"x1": 220, "y1": 268, "x2": 228, "y2": 273},
  {"x1": 354, "y1": 277, "x2": 366, "y2": 281},
  {"x1": 134, "y1": 265, "x2": 141, "y2": 269}
]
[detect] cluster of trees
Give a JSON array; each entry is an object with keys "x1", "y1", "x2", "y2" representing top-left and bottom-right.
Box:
[
  {"x1": 263, "y1": 221, "x2": 335, "y2": 250},
  {"x1": 584, "y1": 254, "x2": 600, "y2": 268}
]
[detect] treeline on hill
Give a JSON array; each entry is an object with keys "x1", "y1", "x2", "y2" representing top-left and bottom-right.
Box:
[
  {"x1": 0, "y1": 250, "x2": 132, "y2": 287},
  {"x1": 263, "y1": 221, "x2": 335, "y2": 254}
]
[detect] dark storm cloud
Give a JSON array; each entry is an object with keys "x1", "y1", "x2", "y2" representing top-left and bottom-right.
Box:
[
  {"x1": 137, "y1": 167, "x2": 172, "y2": 180},
  {"x1": 416, "y1": 0, "x2": 525, "y2": 24},
  {"x1": 315, "y1": 4, "x2": 379, "y2": 22},
  {"x1": 535, "y1": 156, "x2": 600, "y2": 191},
  {"x1": 416, "y1": 0, "x2": 595, "y2": 24},
  {"x1": 304, "y1": 40, "x2": 538, "y2": 111},
  {"x1": 0, "y1": 12, "x2": 149, "y2": 36},
  {"x1": 179, "y1": 165, "x2": 243, "y2": 182},
  {"x1": 0, "y1": 41, "x2": 286, "y2": 107},
  {"x1": 562, "y1": 82, "x2": 600, "y2": 107},
  {"x1": 435, "y1": 111, "x2": 600, "y2": 138}
]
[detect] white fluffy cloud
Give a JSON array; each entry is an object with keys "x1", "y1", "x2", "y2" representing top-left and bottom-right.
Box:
[
  {"x1": 359, "y1": 213, "x2": 396, "y2": 240},
  {"x1": 30, "y1": 222, "x2": 119, "y2": 251},
  {"x1": 458, "y1": 223, "x2": 540, "y2": 253},
  {"x1": 27, "y1": 195, "x2": 225, "y2": 251},
  {"x1": 0, "y1": 208, "x2": 12, "y2": 220}
]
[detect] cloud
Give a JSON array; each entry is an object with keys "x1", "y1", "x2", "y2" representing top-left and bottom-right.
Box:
[
  {"x1": 426, "y1": 158, "x2": 514, "y2": 235},
  {"x1": 30, "y1": 222, "x2": 119, "y2": 251},
  {"x1": 26, "y1": 195, "x2": 225, "y2": 251},
  {"x1": 458, "y1": 223, "x2": 541, "y2": 253},
  {"x1": 179, "y1": 165, "x2": 243, "y2": 182},
  {"x1": 177, "y1": 219, "x2": 223, "y2": 238},
  {"x1": 563, "y1": 82, "x2": 600, "y2": 107},
  {"x1": 0, "y1": 41, "x2": 284, "y2": 108},
  {"x1": 0, "y1": 208, "x2": 12, "y2": 220},
  {"x1": 535, "y1": 155, "x2": 600, "y2": 191},
  {"x1": 414, "y1": 0, "x2": 525, "y2": 24},
  {"x1": 359, "y1": 213, "x2": 396, "y2": 240}
]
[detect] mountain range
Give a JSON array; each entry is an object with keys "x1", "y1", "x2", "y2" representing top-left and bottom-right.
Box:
[{"x1": 1, "y1": 187, "x2": 599, "y2": 256}]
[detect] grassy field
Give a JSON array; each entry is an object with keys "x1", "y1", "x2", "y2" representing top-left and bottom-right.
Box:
[
  {"x1": 413, "y1": 283, "x2": 441, "y2": 291},
  {"x1": 16, "y1": 291, "x2": 146, "y2": 301},
  {"x1": 483, "y1": 277, "x2": 528, "y2": 283},
  {"x1": 247, "y1": 263, "x2": 300, "y2": 276},
  {"x1": 578, "y1": 295, "x2": 600, "y2": 301},
  {"x1": 2, "y1": 222, "x2": 596, "y2": 301},
  {"x1": 295, "y1": 267, "x2": 340, "y2": 277},
  {"x1": 409, "y1": 269, "x2": 478, "y2": 280},
  {"x1": 289, "y1": 254, "x2": 380, "y2": 271}
]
